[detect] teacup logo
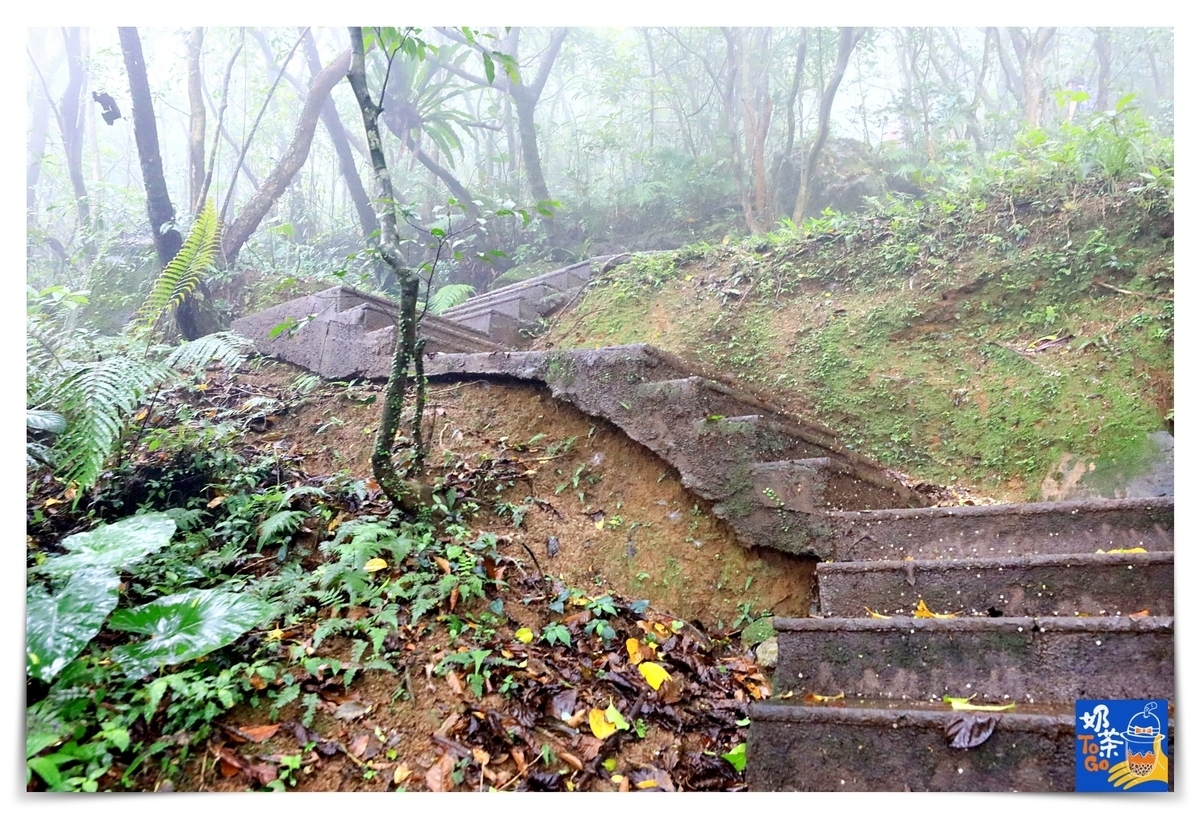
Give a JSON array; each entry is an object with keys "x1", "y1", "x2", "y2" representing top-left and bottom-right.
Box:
[{"x1": 1076, "y1": 699, "x2": 1169, "y2": 792}]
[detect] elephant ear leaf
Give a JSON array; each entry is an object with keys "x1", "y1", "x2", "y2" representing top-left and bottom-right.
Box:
[
  {"x1": 40, "y1": 513, "x2": 176, "y2": 580},
  {"x1": 26, "y1": 568, "x2": 121, "y2": 682},
  {"x1": 108, "y1": 588, "x2": 273, "y2": 679}
]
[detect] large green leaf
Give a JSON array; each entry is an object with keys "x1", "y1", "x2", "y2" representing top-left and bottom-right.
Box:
[
  {"x1": 108, "y1": 588, "x2": 273, "y2": 679},
  {"x1": 40, "y1": 513, "x2": 176, "y2": 580},
  {"x1": 26, "y1": 569, "x2": 120, "y2": 682}
]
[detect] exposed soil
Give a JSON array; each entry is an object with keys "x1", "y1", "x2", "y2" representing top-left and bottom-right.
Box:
[
  {"x1": 162, "y1": 359, "x2": 808, "y2": 792},
  {"x1": 248, "y1": 362, "x2": 816, "y2": 629}
]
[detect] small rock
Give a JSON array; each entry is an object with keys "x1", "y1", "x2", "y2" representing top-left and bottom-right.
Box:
[
  {"x1": 755, "y1": 637, "x2": 779, "y2": 670},
  {"x1": 547, "y1": 536, "x2": 560, "y2": 557}
]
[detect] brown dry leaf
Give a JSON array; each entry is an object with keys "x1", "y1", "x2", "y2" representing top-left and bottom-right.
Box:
[
  {"x1": 435, "y1": 557, "x2": 452, "y2": 575},
  {"x1": 446, "y1": 671, "x2": 464, "y2": 696},
  {"x1": 449, "y1": 586, "x2": 460, "y2": 611},
  {"x1": 563, "y1": 708, "x2": 588, "y2": 729},
  {"x1": 560, "y1": 751, "x2": 584, "y2": 772},
  {"x1": 239, "y1": 724, "x2": 281, "y2": 743},
  {"x1": 248, "y1": 674, "x2": 268, "y2": 691},
  {"x1": 348, "y1": 732, "x2": 370, "y2": 758},
  {"x1": 425, "y1": 752, "x2": 455, "y2": 792},
  {"x1": 472, "y1": 747, "x2": 491, "y2": 766},
  {"x1": 248, "y1": 764, "x2": 278, "y2": 786},
  {"x1": 577, "y1": 736, "x2": 603, "y2": 762},
  {"x1": 1129, "y1": 610, "x2": 1151, "y2": 618},
  {"x1": 511, "y1": 747, "x2": 528, "y2": 774},
  {"x1": 207, "y1": 495, "x2": 226, "y2": 508},
  {"x1": 434, "y1": 712, "x2": 460, "y2": 737}
]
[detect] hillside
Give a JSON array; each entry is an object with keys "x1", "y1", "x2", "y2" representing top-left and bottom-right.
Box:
[{"x1": 540, "y1": 182, "x2": 1173, "y2": 503}]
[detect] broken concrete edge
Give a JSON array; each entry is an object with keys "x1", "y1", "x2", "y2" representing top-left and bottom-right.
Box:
[
  {"x1": 771, "y1": 614, "x2": 1175, "y2": 634},
  {"x1": 815, "y1": 550, "x2": 1174, "y2": 573}
]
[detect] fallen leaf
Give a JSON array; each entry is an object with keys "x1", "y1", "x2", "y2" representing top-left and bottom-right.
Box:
[
  {"x1": 514, "y1": 627, "x2": 534, "y2": 644},
  {"x1": 1100, "y1": 547, "x2": 1147, "y2": 554},
  {"x1": 425, "y1": 752, "x2": 455, "y2": 792},
  {"x1": 394, "y1": 764, "x2": 412, "y2": 785},
  {"x1": 943, "y1": 695, "x2": 1016, "y2": 712},
  {"x1": 803, "y1": 691, "x2": 845, "y2": 703},
  {"x1": 914, "y1": 599, "x2": 961, "y2": 619},
  {"x1": 589, "y1": 708, "x2": 617, "y2": 739},
  {"x1": 472, "y1": 747, "x2": 491, "y2": 766},
  {"x1": 435, "y1": 557, "x2": 452, "y2": 574},
  {"x1": 333, "y1": 700, "x2": 372, "y2": 721},
  {"x1": 605, "y1": 702, "x2": 630, "y2": 731},
  {"x1": 364, "y1": 558, "x2": 388, "y2": 573},
  {"x1": 865, "y1": 607, "x2": 892, "y2": 619},
  {"x1": 638, "y1": 662, "x2": 672, "y2": 691},
  {"x1": 1129, "y1": 610, "x2": 1151, "y2": 618},
  {"x1": 207, "y1": 495, "x2": 226, "y2": 508},
  {"x1": 348, "y1": 732, "x2": 370, "y2": 758},
  {"x1": 946, "y1": 713, "x2": 1000, "y2": 749},
  {"x1": 238, "y1": 724, "x2": 281, "y2": 743},
  {"x1": 560, "y1": 751, "x2": 583, "y2": 772},
  {"x1": 721, "y1": 743, "x2": 747, "y2": 772}
]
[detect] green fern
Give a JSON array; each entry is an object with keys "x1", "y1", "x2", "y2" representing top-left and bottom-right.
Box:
[
  {"x1": 163, "y1": 331, "x2": 255, "y2": 376},
  {"x1": 257, "y1": 510, "x2": 308, "y2": 551},
  {"x1": 134, "y1": 200, "x2": 221, "y2": 334},
  {"x1": 427, "y1": 283, "x2": 476, "y2": 315},
  {"x1": 51, "y1": 355, "x2": 170, "y2": 489}
]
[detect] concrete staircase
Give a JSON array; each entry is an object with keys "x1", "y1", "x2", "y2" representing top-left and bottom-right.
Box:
[
  {"x1": 424, "y1": 344, "x2": 929, "y2": 558},
  {"x1": 745, "y1": 497, "x2": 1174, "y2": 791}
]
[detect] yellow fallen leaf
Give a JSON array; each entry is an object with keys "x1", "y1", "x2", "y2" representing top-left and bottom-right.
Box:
[
  {"x1": 589, "y1": 708, "x2": 617, "y2": 739},
  {"x1": 611, "y1": 775, "x2": 625, "y2": 784},
  {"x1": 638, "y1": 661, "x2": 672, "y2": 691},
  {"x1": 394, "y1": 763, "x2": 412, "y2": 785},
  {"x1": 514, "y1": 627, "x2": 534, "y2": 644},
  {"x1": 636, "y1": 779, "x2": 657, "y2": 789},
  {"x1": 364, "y1": 558, "x2": 388, "y2": 573},
  {"x1": 943, "y1": 695, "x2": 1016, "y2": 712},
  {"x1": 865, "y1": 607, "x2": 892, "y2": 619},
  {"x1": 1100, "y1": 547, "x2": 1147, "y2": 554},
  {"x1": 803, "y1": 691, "x2": 845, "y2": 703},
  {"x1": 207, "y1": 495, "x2": 226, "y2": 508},
  {"x1": 914, "y1": 599, "x2": 961, "y2": 619},
  {"x1": 626, "y1": 638, "x2": 645, "y2": 665}
]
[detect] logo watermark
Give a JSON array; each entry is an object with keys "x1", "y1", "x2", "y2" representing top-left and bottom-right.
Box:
[{"x1": 1075, "y1": 700, "x2": 1169, "y2": 791}]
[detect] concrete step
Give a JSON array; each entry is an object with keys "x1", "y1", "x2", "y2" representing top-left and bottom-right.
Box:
[
  {"x1": 746, "y1": 698, "x2": 1173, "y2": 791},
  {"x1": 826, "y1": 498, "x2": 1174, "y2": 561},
  {"x1": 815, "y1": 551, "x2": 1173, "y2": 618},
  {"x1": 771, "y1": 615, "x2": 1174, "y2": 703}
]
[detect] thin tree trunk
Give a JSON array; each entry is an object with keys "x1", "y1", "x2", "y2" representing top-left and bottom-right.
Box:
[
  {"x1": 60, "y1": 28, "x2": 90, "y2": 233},
  {"x1": 793, "y1": 28, "x2": 864, "y2": 224},
  {"x1": 1093, "y1": 28, "x2": 1112, "y2": 112},
  {"x1": 346, "y1": 27, "x2": 424, "y2": 510},
  {"x1": 119, "y1": 26, "x2": 208, "y2": 340},
  {"x1": 220, "y1": 48, "x2": 351, "y2": 266},
  {"x1": 196, "y1": 34, "x2": 245, "y2": 211},
  {"x1": 187, "y1": 28, "x2": 207, "y2": 213}
]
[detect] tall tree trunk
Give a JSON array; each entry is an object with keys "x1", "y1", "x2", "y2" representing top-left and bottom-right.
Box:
[
  {"x1": 187, "y1": 28, "x2": 207, "y2": 214},
  {"x1": 507, "y1": 27, "x2": 568, "y2": 203},
  {"x1": 1093, "y1": 28, "x2": 1112, "y2": 112},
  {"x1": 119, "y1": 26, "x2": 204, "y2": 339},
  {"x1": 60, "y1": 27, "x2": 90, "y2": 233},
  {"x1": 27, "y1": 66, "x2": 51, "y2": 217},
  {"x1": 793, "y1": 28, "x2": 864, "y2": 224},
  {"x1": 1007, "y1": 27, "x2": 1056, "y2": 127},
  {"x1": 220, "y1": 48, "x2": 352, "y2": 266}
]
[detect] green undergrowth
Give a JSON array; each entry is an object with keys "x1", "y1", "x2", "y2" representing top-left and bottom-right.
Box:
[{"x1": 549, "y1": 175, "x2": 1173, "y2": 501}]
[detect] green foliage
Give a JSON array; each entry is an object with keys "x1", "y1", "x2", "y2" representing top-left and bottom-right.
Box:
[
  {"x1": 108, "y1": 588, "x2": 274, "y2": 680},
  {"x1": 26, "y1": 569, "x2": 121, "y2": 683},
  {"x1": 427, "y1": 283, "x2": 476, "y2": 314},
  {"x1": 37, "y1": 513, "x2": 177, "y2": 581},
  {"x1": 133, "y1": 199, "x2": 221, "y2": 334}
]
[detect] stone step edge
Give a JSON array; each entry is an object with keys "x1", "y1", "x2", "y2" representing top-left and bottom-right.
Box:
[
  {"x1": 772, "y1": 614, "x2": 1174, "y2": 634},
  {"x1": 825, "y1": 496, "x2": 1173, "y2": 524},
  {"x1": 748, "y1": 700, "x2": 1076, "y2": 732},
  {"x1": 815, "y1": 550, "x2": 1174, "y2": 572}
]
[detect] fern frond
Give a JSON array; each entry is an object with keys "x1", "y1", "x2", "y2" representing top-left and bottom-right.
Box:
[
  {"x1": 134, "y1": 200, "x2": 221, "y2": 333},
  {"x1": 279, "y1": 485, "x2": 328, "y2": 508},
  {"x1": 427, "y1": 283, "x2": 476, "y2": 315},
  {"x1": 163, "y1": 331, "x2": 255, "y2": 376},
  {"x1": 51, "y1": 355, "x2": 170, "y2": 489},
  {"x1": 257, "y1": 510, "x2": 307, "y2": 551}
]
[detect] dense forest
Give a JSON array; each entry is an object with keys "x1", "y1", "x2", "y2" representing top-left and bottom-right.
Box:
[{"x1": 26, "y1": 26, "x2": 1173, "y2": 793}]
